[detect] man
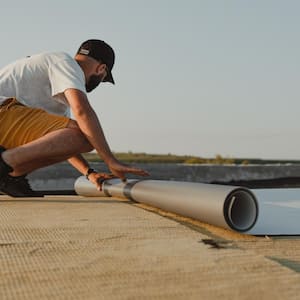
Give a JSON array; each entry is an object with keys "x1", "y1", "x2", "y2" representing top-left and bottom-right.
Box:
[{"x1": 0, "y1": 39, "x2": 149, "y2": 197}]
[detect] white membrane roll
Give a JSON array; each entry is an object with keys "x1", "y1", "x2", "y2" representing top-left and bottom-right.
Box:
[{"x1": 74, "y1": 177, "x2": 258, "y2": 232}]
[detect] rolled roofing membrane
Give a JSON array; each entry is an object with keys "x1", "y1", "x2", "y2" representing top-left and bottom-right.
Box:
[
  {"x1": 75, "y1": 177, "x2": 300, "y2": 235},
  {"x1": 74, "y1": 177, "x2": 258, "y2": 233}
]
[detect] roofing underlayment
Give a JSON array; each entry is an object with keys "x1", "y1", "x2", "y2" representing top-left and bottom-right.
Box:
[{"x1": 0, "y1": 194, "x2": 300, "y2": 300}]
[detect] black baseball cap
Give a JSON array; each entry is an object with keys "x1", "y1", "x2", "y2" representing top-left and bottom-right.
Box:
[{"x1": 77, "y1": 39, "x2": 115, "y2": 84}]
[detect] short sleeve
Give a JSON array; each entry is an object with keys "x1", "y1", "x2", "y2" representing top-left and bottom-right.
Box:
[{"x1": 49, "y1": 58, "x2": 86, "y2": 96}]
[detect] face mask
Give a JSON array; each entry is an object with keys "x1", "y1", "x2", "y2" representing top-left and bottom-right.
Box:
[{"x1": 86, "y1": 75, "x2": 102, "y2": 93}]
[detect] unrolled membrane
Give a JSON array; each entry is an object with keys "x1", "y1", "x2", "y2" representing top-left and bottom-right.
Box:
[
  {"x1": 247, "y1": 188, "x2": 300, "y2": 235},
  {"x1": 74, "y1": 177, "x2": 258, "y2": 233}
]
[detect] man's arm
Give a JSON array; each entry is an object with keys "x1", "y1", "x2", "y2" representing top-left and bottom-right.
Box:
[
  {"x1": 64, "y1": 88, "x2": 149, "y2": 181},
  {"x1": 65, "y1": 89, "x2": 117, "y2": 165},
  {"x1": 68, "y1": 154, "x2": 90, "y2": 175}
]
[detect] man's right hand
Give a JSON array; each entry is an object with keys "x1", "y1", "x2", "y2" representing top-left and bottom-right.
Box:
[{"x1": 88, "y1": 172, "x2": 117, "y2": 191}]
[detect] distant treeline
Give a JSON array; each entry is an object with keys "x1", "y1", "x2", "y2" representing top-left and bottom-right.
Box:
[{"x1": 83, "y1": 152, "x2": 300, "y2": 165}]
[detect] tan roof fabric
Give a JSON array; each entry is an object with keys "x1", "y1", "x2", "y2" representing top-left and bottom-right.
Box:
[{"x1": 0, "y1": 195, "x2": 299, "y2": 299}]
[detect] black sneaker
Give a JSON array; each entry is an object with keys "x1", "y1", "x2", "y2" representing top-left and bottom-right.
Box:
[
  {"x1": 0, "y1": 174, "x2": 44, "y2": 198},
  {"x1": 0, "y1": 146, "x2": 13, "y2": 179}
]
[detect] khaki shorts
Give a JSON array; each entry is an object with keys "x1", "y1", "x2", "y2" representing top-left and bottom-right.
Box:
[{"x1": 0, "y1": 98, "x2": 70, "y2": 149}]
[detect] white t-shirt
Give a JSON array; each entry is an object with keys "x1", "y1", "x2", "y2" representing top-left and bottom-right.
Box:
[{"x1": 0, "y1": 52, "x2": 86, "y2": 117}]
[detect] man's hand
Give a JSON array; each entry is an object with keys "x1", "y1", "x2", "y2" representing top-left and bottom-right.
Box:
[
  {"x1": 107, "y1": 160, "x2": 150, "y2": 182},
  {"x1": 88, "y1": 172, "x2": 117, "y2": 191}
]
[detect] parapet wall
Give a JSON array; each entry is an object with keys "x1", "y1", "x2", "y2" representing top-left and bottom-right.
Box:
[{"x1": 28, "y1": 162, "x2": 300, "y2": 190}]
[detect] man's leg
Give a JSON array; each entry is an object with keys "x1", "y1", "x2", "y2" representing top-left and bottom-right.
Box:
[
  {"x1": 0, "y1": 125, "x2": 93, "y2": 197},
  {"x1": 0, "y1": 100, "x2": 94, "y2": 197},
  {"x1": 1, "y1": 125, "x2": 92, "y2": 176}
]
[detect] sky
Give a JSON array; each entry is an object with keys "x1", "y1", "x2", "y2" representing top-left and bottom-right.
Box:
[{"x1": 0, "y1": 0, "x2": 299, "y2": 160}]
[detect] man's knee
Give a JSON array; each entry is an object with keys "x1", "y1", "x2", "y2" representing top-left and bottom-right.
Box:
[
  {"x1": 81, "y1": 141, "x2": 94, "y2": 153},
  {"x1": 66, "y1": 120, "x2": 94, "y2": 153}
]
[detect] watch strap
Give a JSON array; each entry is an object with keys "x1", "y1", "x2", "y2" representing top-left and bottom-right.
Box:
[{"x1": 85, "y1": 168, "x2": 97, "y2": 180}]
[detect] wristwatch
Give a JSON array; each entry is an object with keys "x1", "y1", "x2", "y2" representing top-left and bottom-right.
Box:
[{"x1": 85, "y1": 168, "x2": 97, "y2": 180}]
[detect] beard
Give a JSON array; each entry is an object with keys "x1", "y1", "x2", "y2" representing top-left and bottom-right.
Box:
[{"x1": 86, "y1": 75, "x2": 102, "y2": 93}]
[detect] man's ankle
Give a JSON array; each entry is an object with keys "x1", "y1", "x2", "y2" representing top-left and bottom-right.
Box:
[{"x1": 0, "y1": 148, "x2": 14, "y2": 178}]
